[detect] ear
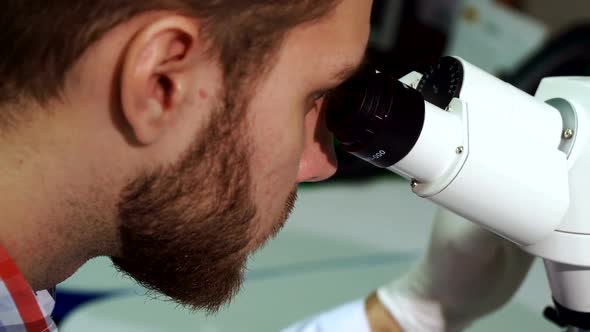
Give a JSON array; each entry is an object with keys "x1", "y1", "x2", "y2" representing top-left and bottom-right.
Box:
[{"x1": 120, "y1": 15, "x2": 202, "y2": 145}]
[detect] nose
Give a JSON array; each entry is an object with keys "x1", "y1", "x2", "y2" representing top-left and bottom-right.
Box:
[{"x1": 296, "y1": 104, "x2": 338, "y2": 183}]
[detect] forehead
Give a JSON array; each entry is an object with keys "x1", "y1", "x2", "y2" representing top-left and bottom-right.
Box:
[{"x1": 280, "y1": 0, "x2": 372, "y2": 77}]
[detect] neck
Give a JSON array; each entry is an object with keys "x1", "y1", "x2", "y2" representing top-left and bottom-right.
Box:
[{"x1": 0, "y1": 116, "x2": 120, "y2": 291}]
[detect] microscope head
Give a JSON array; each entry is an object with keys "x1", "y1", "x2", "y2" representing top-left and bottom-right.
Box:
[{"x1": 325, "y1": 56, "x2": 570, "y2": 247}]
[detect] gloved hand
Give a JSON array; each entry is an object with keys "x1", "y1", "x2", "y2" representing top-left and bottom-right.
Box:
[{"x1": 376, "y1": 208, "x2": 535, "y2": 332}]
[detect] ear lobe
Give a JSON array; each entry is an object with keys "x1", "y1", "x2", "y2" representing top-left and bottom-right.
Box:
[{"x1": 119, "y1": 16, "x2": 200, "y2": 145}]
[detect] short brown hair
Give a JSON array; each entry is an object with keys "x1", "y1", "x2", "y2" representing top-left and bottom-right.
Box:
[{"x1": 0, "y1": 1, "x2": 339, "y2": 108}]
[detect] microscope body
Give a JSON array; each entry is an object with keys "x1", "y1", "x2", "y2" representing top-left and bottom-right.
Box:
[
  {"x1": 325, "y1": 56, "x2": 590, "y2": 330},
  {"x1": 397, "y1": 60, "x2": 570, "y2": 247},
  {"x1": 400, "y1": 61, "x2": 590, "y2": 328}
]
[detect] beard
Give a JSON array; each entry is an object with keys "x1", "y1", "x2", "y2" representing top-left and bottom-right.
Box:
[{"x1": 111, "y1": 98, "x2": 297, "y2": 313}]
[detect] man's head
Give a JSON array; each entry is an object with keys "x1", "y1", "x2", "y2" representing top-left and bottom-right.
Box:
[{"x1": 0, "y1": 0, "x2": 372, "y2": 310}]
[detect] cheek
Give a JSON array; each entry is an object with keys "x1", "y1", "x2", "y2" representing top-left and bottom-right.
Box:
[
  {"x1": 252, "y1": 116, "x2": 304, "y2": 187},
  {"x1": 247, "y1": 109, "x2": 305, "y2": 212}
]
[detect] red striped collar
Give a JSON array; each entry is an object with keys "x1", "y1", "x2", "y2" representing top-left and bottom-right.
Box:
[{"x1": 0, "y1": 244, "x2": 50, "y2": 331}]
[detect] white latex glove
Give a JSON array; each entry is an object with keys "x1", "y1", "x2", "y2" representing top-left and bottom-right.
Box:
[{"x1": 378, "y1": 208, "x2": 535, "y2": 332}]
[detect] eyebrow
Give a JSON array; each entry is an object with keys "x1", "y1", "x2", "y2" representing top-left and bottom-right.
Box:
[{"x1": 332, "y1": 54, "x2": 367, "y2": 83}]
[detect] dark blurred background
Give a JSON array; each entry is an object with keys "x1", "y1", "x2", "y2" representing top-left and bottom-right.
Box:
[{"x1": 333, "y1": 0, "x2": 590, "y2": 180}]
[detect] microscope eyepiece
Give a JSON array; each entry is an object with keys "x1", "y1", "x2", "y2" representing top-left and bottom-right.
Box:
[{"x1": 325, "y1": 68, "x2": 426, "y2": 168}]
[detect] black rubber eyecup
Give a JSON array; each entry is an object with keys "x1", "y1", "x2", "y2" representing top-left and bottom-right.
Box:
[{"x1": 325, "y1": 69, "x2": 426, "y2": 168}]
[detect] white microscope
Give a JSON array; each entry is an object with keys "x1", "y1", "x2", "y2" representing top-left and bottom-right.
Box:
[{"x1": 325, "y1": 56, "x2": 590, "y2": 331}]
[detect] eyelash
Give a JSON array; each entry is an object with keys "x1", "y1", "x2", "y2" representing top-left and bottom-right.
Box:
[
  {"x1": 306, "y1": 91, "x2": 328, "y2": 112},
  {"x1": 312, "y1": 91, "x2": 328, "y2": 101}
]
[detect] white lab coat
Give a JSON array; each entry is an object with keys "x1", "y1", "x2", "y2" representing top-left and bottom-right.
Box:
[{"x1": 281, "y1": 300, "x2": 370, "y2": 332}]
